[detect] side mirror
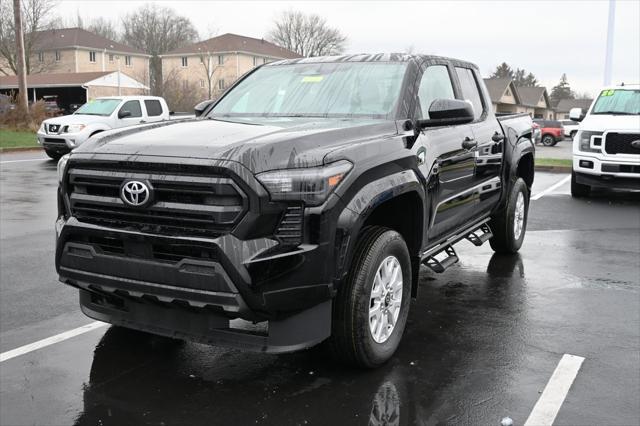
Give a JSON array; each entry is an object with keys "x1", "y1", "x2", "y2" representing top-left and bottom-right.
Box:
[
  {"x1": 569, "y1": 107, "x2": 584, "y2": 122},
  {"x1": 169, "y1": 111, "x2": 175, "y2": 116},
  {"x1": 194, "y1": 99, "x2": 215, "y2": 117},
  {"x1": 118, "y1": 110, "x2": 131, "y2": 119},
  {"x1": 417, "y1": 99, "x2": 475, "y2": 129}
]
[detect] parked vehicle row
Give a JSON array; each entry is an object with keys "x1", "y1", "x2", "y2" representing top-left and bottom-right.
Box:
[
  {"x1": 533, "y1": 119, "x2": 565, "y2": 146},
  {"x1": 54, "y1": 54, "x2": 535, "y2": 368}
]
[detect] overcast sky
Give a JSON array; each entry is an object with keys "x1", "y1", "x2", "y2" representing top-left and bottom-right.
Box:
[{"x1": 59, "y1": 0, "x2": 640, "y2": 96}]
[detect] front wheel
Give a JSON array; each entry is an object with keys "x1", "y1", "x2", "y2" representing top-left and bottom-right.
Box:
[
  {"x1": 489, "y1": 177, "x2": 529, "y2": 254},
  {"x1": 571, "y1": 171, "x2": 590, "y2": 197},
  {"x1": 570, "y1": 130, "x2": 577, "y2": 140},
  {"x1": 328, "y1": 227, "x2": 411, "y2": 368},
  {"x1": 44, "y1": 149, "x2": 62, "y2": 160},
  {"x1": 541, "y1": 135, "x2": 555, "y2": 146}
]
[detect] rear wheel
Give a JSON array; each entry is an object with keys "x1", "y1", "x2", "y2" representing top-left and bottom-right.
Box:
[
  {"x1": 328, "y1": 226, "x2": 411, "y2": 368},
  {"x1": 541, "y1": 135, "x2": 555, "y2": 146},
  {"x1": 489, "y1": 178, "x2": 529, "y2": 254},
  {"x1": 571, "y1": 171, "x2": 590, "y2": 197},
  {"x1": 44, "y1": 149, "x2": 62, "y2": 160}
]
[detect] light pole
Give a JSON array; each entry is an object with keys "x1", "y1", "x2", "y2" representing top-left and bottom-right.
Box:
[{"x1": 603, "y1": 0, "x2": 616, "y2": 86}]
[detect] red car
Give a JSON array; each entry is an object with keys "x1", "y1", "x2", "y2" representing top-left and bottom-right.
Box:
[{"x1": 533, "y1": 119, "x2": 564, "y2": 146}]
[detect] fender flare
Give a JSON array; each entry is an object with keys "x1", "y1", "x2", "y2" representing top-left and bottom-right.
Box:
[{"x1": 333, "y1": 169, "x2": 425, "y2": 284}]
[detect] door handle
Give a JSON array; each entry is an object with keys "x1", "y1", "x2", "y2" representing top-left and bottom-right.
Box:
[
  {"x1": 492, "y1": 132, "x2": 505, "y2": 143},
  {"x1": 462, "y1": 137, "x2": 477, "y2": 150},
  {"x1": 139, "y1": 120, "x2": 146, "y2": 124}
]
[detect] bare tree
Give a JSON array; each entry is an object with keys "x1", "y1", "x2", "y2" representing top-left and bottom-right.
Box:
[
  {"x1": 0, "y1": 0, "x2": 60, "y2": 75},
  {"x1": 121, "y1": 4, "x2": 198, "y2": 95},
  {"x1": 86, "y1": 17, "x2": 119, "y2": 41},
  {"x1": 267, "y1": 10, "x2": 346, "y2": 57},
  {"x1": 161, "y1": 67, "x2": 202, "y2": 112}
]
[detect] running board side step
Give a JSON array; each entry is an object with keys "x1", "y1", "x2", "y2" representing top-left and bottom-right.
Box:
[
  {"x1": 421, "y1": 219, "x2": 493, "y2": 274},
  {"x1": 424, "y1": 245, "x2": 458, "y2": 273},
  {"x1": 465, "y1": 224, "x2": 493, "y2": 246}
]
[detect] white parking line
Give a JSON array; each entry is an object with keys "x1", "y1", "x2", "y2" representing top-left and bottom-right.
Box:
[
  {"x1": 0, "y1": 158, "x2": 47, "y2": 164},
  {"x1": 524, "y1": 353, "x2": 585, "y2": 426},
  {"x1": 531, "y1": 175, "x2": 571, "y2": 200},
  {"x1": 0, "y1": 321, "x2": 107, "y2": 363}
]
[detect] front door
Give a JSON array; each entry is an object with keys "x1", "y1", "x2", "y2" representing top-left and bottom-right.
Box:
[{"x1": 411, "y1": 63, "x2": 477, "y2": 244}]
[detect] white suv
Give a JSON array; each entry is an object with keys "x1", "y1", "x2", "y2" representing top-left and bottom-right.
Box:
[{"x1": 570, "y1": 84, "x2": 640, "y2": 197}]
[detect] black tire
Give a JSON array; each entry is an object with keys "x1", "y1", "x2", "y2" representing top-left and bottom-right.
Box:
[
  {"x1": 489, "y1": 177, "x2": 529, "y2": 254},
  {"x1": 44, "y1": 149, "x2": 62, "y2": 160},
  {"x1": 541, "y1": 134, "x2": 555, "y2": 146},
  {"x1": 328, "y1": 226, "x2": 411, "y2": 368},
  {"x1": 571, "y1": 170, "x2": 590, "y2": 198},
  {"x1": 570, "y1": 130, "x2": 577, "y2": 139}
]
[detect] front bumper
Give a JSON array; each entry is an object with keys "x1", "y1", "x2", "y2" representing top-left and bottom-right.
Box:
[
  {"x1": 37, "y1": 130, "x2": 89, "y2": 152},
  {"x1": 573, "y1": 154, "x2": 640, "y2": 191}
]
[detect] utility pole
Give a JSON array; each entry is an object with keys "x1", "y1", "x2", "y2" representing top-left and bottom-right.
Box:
[
  {"x1": 13, "y1": 0, "x2": 29, "y2": 119},
  {"x1": 603, "y1": 0, "x2": 616, "y2": 86}
]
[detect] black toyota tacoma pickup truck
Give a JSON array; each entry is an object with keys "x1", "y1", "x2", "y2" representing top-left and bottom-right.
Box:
[{"x1": 55, "y1": 54, "x2": 535, "y2": 367}]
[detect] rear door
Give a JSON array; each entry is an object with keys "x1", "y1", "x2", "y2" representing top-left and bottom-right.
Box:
[
  {"x1": 411, "y1": 62, "x2": 477, "y2": 243},
  {"x1": 453, "y1": 66, "x2": 504, "y2": 217},
  {"x1": 117, "y1": 100, "x2": 145, "y2": 127},
  {"x1": 143, "y1": 99, "x2": 165, "y2": 123}
]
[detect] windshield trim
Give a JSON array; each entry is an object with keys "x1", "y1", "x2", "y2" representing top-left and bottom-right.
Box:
[{"x1": 205, "y1": 62, "x2": 410, "y2": 121}]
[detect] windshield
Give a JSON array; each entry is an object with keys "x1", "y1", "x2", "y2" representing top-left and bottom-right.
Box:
[
  {"x1": 74, "y1": 98, "x2": 122, "y2": 116},
  {"x1": 209, "y1": 62, "x2": 408, "y2": 119},
  {"x1": 592, "y1": 89, "x2": 640, "y2": 115}
]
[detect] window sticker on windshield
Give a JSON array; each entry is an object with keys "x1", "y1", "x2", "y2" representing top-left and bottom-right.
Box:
[
  {"x1": 600, "y1": 89, "x2": 615, "y2": 97},
  {"x1": 301, "y1": 76, "x2": 324, "y2": 83}
]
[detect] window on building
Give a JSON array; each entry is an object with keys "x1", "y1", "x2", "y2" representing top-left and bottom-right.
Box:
[
  {"x1": 263, "y1": 57, "x2": 268, "y2": 64},
  {"x1": 125, "y1": 56, "x2": 132, "y2": 67},
  {"x1": 200, "y1": 79, "x2": 205, "y2": 88},
  {"x1": 55, "y1": 51, "x2": 61, "y2": 62},
  {"x1": 417, "y1": 65, "x2": 455, "y2": 119},
  {"x1": 109, "y1": 54, "x2": 114, "y2": 63},
  {"x1": 144, "y1": 100, "x2": 163, "y2": 117},
  {"x1": 89, "y1": 51, "x2": 96, "y2": 63},
  {"x1": 181, "y1": 56, "x2": 188, "y2": 67},
  {"x1": 37, "y1": 52, "x2": 44, "y2": 62},
  {"x1": 218, "y1": 55, "x2": 224, "y2": 65},
  {"x1": 455, "y1": 67, "x2": 484, "y2": 120},
  {"x1": 218, "y1": 79, "x2": 225, "y2": 90},
  {"x1": 253, "y1": 56, "x2": 259, "y2": 67},
  {"x1": 119, "y1": 100, "x2": 142, "y2": 118}
]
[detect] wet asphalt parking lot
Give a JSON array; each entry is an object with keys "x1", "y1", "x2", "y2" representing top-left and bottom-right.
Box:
[{"x1": 0, "y1": 151, "x2": 638, "y2": 426}]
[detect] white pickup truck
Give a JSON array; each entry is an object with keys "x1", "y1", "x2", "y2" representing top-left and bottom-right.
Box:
[
  {"x1": 37, "y1": 96, "x2": 171, "y2": 159},
  {"x1": 570, "y1": 84, "x2": 640, "y2": 197}
]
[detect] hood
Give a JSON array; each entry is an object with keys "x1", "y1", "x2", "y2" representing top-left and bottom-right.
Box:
[
  {"x1": 580, "y1": 114, "x2": 640, "y2": 132},
  {"x1": 74, "y1": 117, "x2": 397, "y2": 173},
  {"x1": 44, "y1": 114, "x2": 110, "y2": 125}
]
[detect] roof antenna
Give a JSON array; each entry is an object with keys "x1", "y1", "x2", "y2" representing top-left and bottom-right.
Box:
[{"x1": 620, "y1": 82, "x2": 624, "y2": 86}]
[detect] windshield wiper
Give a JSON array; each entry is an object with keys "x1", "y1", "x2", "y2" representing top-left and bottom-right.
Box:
[{"x1": 592, "y1": 111, "x2": 638, "y2": 115}]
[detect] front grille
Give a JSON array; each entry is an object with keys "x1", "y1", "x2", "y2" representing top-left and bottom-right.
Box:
[
  {"x1": 604, "y1": 133, "x2": 640, "y2": 155},
  {"x1": 66, "y1": 162, "x2": 248, "y2": 237},
  {"x1": 47, "y1": 124, "x2": 61, "y2": 133},
  {"x1": 602, "y1": 164, "x2": 640, "y2": 174}
]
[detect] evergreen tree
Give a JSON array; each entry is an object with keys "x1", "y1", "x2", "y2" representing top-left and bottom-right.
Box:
[
  {"x1": 490, "y1": 62, "x2": 514, "y2": 79},
  {"x1": 549, "y1": 73, "x2": 575, "y2": 106}
]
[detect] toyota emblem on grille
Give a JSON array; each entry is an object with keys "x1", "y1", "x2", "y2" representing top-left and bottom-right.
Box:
[
  {"x1": 121, "y1": 180, "x2": 151, "y2": 207},
  {"x1": 631, "y1": 140, "x2": 640, "y2": 149}
]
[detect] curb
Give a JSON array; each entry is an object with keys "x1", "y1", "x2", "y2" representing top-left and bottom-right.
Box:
[
  {"x1": 0, "y1": 146, "x2": 42, "y2": 153},
  {"x1": 534, "y1": 165, "x2": 572, "y2": 173}
]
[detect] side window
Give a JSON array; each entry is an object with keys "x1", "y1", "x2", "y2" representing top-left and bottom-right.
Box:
[
  {"x1": 120, "y1": 100, "x2": 142, "y2": 118},
  {"x1": 455, "y1": 67, "x2": 484, "y2": 120},
  {"x1": 417, "y1": 65, "x2": 455, "y2": 119},
  {"x1": 144, "y1": 100, "x2": 162, "y2": 116}
]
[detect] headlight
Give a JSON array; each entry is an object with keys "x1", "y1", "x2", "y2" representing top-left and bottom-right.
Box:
[
  {"x1": 256, "y1": 160, "x2": 353, "y2": 206},
  {"x1": 577, "y1": 131, "x2": 602, "y2": 153},
  {"x1": 65, "y1": 124, "x2": 85, "y2": 133},
  {"x1": 57, "y1": 154, "x2": 70, "y2": 183}
]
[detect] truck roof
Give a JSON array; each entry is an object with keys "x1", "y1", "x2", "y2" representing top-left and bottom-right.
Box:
[
  {"x1": 270, "y1": 53, "x2": 479, "y2": 71},
  {"x1": 94, "y1": 95, "x2": 164, "y2": 101}
]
